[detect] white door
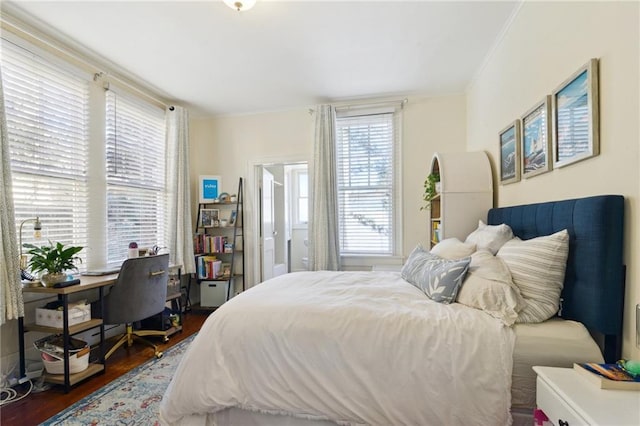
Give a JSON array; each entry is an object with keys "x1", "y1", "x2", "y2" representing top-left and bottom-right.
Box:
[{"x1": 261, "y1": 168, "x2": 275, "y2": 282}]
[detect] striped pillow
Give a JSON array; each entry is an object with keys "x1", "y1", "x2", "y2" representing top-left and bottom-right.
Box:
[{"x1": 496, "y1": 229, "x2": 569, "y2": 323}]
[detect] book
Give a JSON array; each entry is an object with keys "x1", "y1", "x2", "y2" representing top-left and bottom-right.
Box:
[{"x1": 573, "y1": 363, "x2": 640, "y2": 391}]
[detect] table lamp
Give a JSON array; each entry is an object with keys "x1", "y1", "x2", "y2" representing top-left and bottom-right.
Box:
[{"x1": 19, "y1": 216, "x2": 42, "y2": 270}]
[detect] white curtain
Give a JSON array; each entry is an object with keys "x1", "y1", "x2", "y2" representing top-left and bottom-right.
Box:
[
  {"x1": 166, "y1": 106, "x2": 196, "y2": 275},
  {"x1": 309, "y1": 105, "x2": 340, "y2": 271},
  {"x1": 0, "y1": 67, "x2": 24, "y2": 324}
]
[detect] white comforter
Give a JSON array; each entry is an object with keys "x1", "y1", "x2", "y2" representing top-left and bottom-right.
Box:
[{"x1": 160, "y1": 271, "x2": 515, "y2": 426}]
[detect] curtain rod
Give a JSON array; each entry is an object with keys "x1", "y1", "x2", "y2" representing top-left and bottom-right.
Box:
[
  {"x1": 334, "y1": 98, "x2": 408, "y2": 112},
  {"x1": 309, "y1": 98, "x2": 408, "y2": 115},
  {"x1": 1, "y1": 9, "x2": 169, "y2": 110}
]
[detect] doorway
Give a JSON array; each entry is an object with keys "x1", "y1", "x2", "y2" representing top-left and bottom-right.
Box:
[{"x1": 256, "y1": 161, "x2": 309, "y2": 283}]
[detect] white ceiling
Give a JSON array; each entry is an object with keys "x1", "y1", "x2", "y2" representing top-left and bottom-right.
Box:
[{"x1": 5, "y1": 1, "x2": 519, "y2": 117}]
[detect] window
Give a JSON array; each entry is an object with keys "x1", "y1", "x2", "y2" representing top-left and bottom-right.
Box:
[
  {"x1": 2, "y1": 34, "x2": 168, "y2": 270},
  {"x1": 292, "y1": 168, "x2": 308, "y2": 226},
  {"x1": 105, "y1": 90, "x2": 167, "y2": 266},
  {"x1": 3, "y1": 38, "x2": 90, "y2": 261},
  {"x1": 335, "y1": 108, "x2": 400, "y2": 255}
]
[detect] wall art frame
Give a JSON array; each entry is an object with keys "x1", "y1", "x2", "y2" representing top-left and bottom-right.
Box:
[
  {"x1": 552, "y1": 58, "x2": 599, "y2": 168},
  {"x1": 198, "y1": 175, "x2": 222, "y2": 203},
  {"x1": 521, "y1": 95, "x2": 552, "y2": 178},
  {"x1": 200, "y1": 208, "x2": 220, "y2": 228},
  {"x1": 499, "y1": 120, "x2": 521, "y2": 185}
]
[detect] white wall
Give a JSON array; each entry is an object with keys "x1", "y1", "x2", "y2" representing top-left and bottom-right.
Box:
[
  {"x1": 189, "y1": 94, "x2": 467, "y2": 286},
  {"x1": 466, "y1": 1, "x2": 640, "y2": 358}
]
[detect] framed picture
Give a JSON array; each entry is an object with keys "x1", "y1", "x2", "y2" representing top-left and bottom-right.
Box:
[
  {"x1": 552, "y1": 58, "x2": 599, "y2": 168},
  {"x1": 521, "y1": 96, "x2": 552, "y2": 178},
  {"x1": 200, "y1": 209, "x2": 220, "y2": 227},
  {"x1": 499, "y1": 120, "x2": 521, "y2": 185},
  {"x1": 198, "y1": 175, "x2": 222, "y2": 203},
  {"x1": 220, "y1": 262, "x2": 231, "y2": 278}
]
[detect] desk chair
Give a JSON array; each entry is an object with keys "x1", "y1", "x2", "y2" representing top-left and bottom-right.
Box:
[{"x1": 103, "y1": 254, "x2": 169, "y2": 360}]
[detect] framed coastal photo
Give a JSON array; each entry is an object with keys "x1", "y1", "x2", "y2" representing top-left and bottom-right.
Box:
[
  {"x1": 200, "y1": 209, "x2": 219, "y2": 227},
  {"x1": 499, "y1": 120, "x2": 521, "y2": 185},
  {"x1": 552, "y1": 58, "x2": 599, "y2": 168},
  {"x1": 521, "y1": 96, "x2": 552, "y2": 178},
  {"x1": 198, "y1": 175, "x2": 222, "y2": 203}
]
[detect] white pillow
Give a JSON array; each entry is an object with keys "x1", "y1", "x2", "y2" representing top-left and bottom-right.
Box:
[
  {"x1": 465, "y1": 220, "x2": 514, "y2": 254},
  {"x1": 497, "y1": 229, "x2": 569, "y2": 324},
  {"x1": 430, "y1": 238, "x2": 476, "y2": 260},
  {"x1": 457, "y1": 249, "x2": 525, "y2": 326}
]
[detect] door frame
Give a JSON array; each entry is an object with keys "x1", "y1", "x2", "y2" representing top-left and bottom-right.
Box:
[
  {"x1": 260, "y1": 167, "x2": 275, "y2": 282},
  {"x1": 249, "y1": 157, "x2": 310, "y2": 288}
]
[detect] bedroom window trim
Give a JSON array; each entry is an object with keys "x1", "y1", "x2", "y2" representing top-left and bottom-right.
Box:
[
  {"x1": 2, "y1": 30, "x2": 168, "y2": 271},
  {"x1": 334, "y1": 103, "x2": 403, "y2": 261},
  {"x1": 3, "y1": 34, "x2": 91, "y2": 270},
  {"x1": 105, "y1": 88, "x2": 168, "y2": 268}
]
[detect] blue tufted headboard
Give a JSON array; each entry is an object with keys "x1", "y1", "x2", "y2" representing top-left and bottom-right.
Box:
[{"x1": 487, "y1": 195, "x2": 625, "y2": 362}]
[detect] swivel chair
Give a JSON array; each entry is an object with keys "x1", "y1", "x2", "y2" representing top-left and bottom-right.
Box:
[{"x1": 103, "y1": 253, "x2": 170, "y2": 360}]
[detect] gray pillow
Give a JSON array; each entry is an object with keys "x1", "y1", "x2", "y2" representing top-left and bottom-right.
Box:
[{"x1": 401, "y1": 245, "x2": 471, "y2": 304}]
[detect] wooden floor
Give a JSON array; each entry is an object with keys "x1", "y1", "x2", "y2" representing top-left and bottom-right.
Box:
[{"x1": 0, "y1": 312, "x2": 209, "y2": 426}]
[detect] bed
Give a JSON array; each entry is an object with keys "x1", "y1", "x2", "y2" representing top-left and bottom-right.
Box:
[{"x1": 160, "y1": 195, "x2": 625, "y2": 426}]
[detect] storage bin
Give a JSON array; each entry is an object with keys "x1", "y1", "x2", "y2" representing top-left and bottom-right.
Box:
[
  {"x1": 167, "y1": 276, "x2": 181, "y2": 296},
  {"x1": 36, "y1": 303, "x2": 91, "y2": 328},
  {"x1": 41, "y1": 346, "x2": 89, "y2": 375},
  {"x1": 200, "y1": 281, "x2": 227, "y2": 308},
  {"x1": 35, "y1": 336, "x2": 90, "y2": 375}
]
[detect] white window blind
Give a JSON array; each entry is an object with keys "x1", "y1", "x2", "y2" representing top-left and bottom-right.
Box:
[
  {"x1": 3, "y1": 39, "x2": 90, "y2": 259},
  {"x1": 335, "y1": 111, "x2": 399, "y2": 255},
  {"x1": 105, "y1": 90, "x2": 166, "y2": 266}
]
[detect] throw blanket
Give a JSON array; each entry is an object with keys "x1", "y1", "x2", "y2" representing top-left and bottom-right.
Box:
[{"x1": 160, "y1": 271, "x2": 515, "y2": 425}]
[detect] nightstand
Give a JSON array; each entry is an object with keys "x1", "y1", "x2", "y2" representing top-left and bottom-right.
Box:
[{"x1": 533, "y1": 366, "x2": 640, "y2": 425}]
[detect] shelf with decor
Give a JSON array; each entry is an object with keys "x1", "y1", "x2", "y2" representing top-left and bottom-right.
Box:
[
  {"x1": 19, "y1": 276, "x2": 113, "y2": 393},
  {"x1": 191, "y1": 177, "x2": 245, "y2": 311},
  {"x1": 428, "y1": 152, "x2": 493, "y2": 248}
]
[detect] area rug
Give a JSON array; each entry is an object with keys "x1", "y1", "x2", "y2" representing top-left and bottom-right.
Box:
[{"x1": 41, "y1": 334, "x2": 196, "y2": 425}]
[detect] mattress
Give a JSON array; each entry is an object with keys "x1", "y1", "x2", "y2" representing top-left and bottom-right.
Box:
[
  {"x1": 511, "y1": 317, "x2": 604, "y2": 409},
  {"x1": 166, "y1": 317, "x2": 602, "y2": 426},
  {"x1": 161, "y1": 273, "x2": 602, "y2": 426}
]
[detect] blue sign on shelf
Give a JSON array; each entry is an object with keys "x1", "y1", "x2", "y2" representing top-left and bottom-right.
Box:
[{"x1": 199, "y1": 175, "x2": 221, "y2": 202}]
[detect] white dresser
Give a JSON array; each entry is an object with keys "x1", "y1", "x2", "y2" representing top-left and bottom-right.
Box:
[{"x1": 534, "y1": 366, "x2": 640, "y2": 425}]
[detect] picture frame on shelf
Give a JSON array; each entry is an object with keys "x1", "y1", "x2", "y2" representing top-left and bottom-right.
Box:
[
  {"x1": 552, "y1": 58, "x2": 599, "y2": 168},
  {"x1": 521, "y1": 96, "x2": 552, "y2": 178},
  {"x1": 200, "y1": 209, "x2": 220, "y2": 228},
  {"x1": 229, "y1": 210, "x2": 237, "y2": 226},
  {"x1": 499, "y1": 120, "x2": 521, "y2": 185},
  {"x1": 220, "y1": 262, "x2": 231, "y2": 278},
  {"x1": 199, "y1": 175, "x2": 222, "y2": 203}
]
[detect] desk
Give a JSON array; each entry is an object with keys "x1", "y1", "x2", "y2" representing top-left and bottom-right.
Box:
[
  {"x1": 19, "y1": 274, "x2": 116, "y2": 392},
  {"x1": 20, "y1": 264, "x2": 182, "y2": 392}
]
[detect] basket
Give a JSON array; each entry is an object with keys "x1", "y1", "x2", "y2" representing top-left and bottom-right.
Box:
[
  {"x1": 35, "y1": 335, "x2": 90, "y2": 375},
  {"x1": 41, "y1": 346, "x2": 90, "y2": 375}
]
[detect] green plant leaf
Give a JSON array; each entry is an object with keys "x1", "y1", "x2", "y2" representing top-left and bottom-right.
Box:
[{"x1": 25, "y1": 241, "x2": 83, "y2": 274}]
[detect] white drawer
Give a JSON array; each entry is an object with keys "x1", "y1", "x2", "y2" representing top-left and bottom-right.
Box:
[{"x1": 537, "y1": 376, "x2": 588, "y2": 426}]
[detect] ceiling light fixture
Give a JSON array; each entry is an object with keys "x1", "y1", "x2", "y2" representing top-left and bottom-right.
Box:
[{"x1": 223, "y1": 0, "x2": 256, "y2": 12}]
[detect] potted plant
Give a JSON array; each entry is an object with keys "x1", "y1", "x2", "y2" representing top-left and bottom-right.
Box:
[
  {"x1": 24, "y1": 241, "x2": 83, "y2": 287},
  {"x1": 421, "y1": 172, "x2": 440, "y2": 211}
]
